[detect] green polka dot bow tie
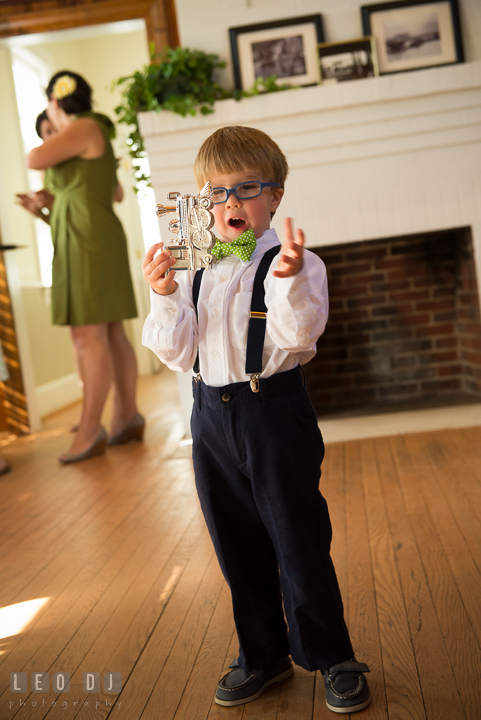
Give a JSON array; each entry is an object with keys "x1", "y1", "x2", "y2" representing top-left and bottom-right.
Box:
[{"x1": 211, "y1": 228, "x2": 257, "y2": 262}]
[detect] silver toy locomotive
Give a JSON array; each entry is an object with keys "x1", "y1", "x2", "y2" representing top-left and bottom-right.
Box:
[{"x1": 156, "y1": 181, "x2": 217, "y2": 272}]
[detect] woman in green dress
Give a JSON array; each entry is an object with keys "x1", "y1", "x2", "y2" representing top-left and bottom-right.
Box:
[{"x1": 28, "y1": 71, "x2": 144, "y2": 463}]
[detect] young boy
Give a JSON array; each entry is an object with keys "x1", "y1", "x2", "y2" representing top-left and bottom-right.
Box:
[{"x1": 142, "y1": 126, "x2": 371, "y2": 714}]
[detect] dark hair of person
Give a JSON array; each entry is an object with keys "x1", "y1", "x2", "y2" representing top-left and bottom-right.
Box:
[
  {"x1": 46, "y1": 71, "x2": 92, "y2": 114},
  {"x1": 35, "y1": 110, "x2": 49, "y2": 139}
]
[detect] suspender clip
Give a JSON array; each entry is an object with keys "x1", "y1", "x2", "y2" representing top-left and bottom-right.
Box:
[
  {"x1": 194, "y1": 372, "x2": 202, "y2": 384},
  {"x1": 249, "y1": 374, "x2": 260, "y2": 393}
]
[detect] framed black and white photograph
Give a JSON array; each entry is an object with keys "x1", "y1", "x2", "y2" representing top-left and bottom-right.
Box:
[
  {"x1": 361, "y1": 0, "x2": 464, "y2": 74},
  {"x1": 318, "y1": 37, "x2": 379, "y2": 84},
  {"x1": 229, "y1": 15, "x2": 324, "y2": 92}
]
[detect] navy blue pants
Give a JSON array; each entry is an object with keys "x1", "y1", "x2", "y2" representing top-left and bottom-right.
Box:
[{"x1": 191, "y1": 366, "x2": 354, "y2": 672}]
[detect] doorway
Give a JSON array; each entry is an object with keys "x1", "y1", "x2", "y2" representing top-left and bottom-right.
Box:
[{"x1": 0, "y1": 8, "x2": 175, "y2": 429}]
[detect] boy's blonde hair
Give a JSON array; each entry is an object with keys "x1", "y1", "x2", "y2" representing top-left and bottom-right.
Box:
[{"x1": 194, "y1": 125, "x2": 289, "y2": 189}]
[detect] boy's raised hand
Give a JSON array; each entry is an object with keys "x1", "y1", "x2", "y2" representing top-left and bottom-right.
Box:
[
  {"x1": 142, "y1": 242, "x2": 177, "y2": 295},
  {"x1": 272, "y1": 217, "x2": 304, "y2": 278}
]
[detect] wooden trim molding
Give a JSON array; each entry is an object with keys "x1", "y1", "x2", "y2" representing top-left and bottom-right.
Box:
[
  {"x1": 0, "y1": 252, "x2": 30, "y2": 434},
  {"x1": 0, "y1": 0, "x2": 179, "y2": 53}
]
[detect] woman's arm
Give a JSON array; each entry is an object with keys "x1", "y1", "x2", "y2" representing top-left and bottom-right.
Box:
[
  {"x1": 36, "y1": 189, "x2": 55, "y2": 211},
  {"x1": 15, "y1": 193, "x2": 51, "y2": 225},
  {"x1": 28, "y1": 118, "x2": 105, "y2": 170}
]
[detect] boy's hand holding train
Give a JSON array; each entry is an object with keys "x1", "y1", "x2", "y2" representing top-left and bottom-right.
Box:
[
  {"x1": 143, "y1": 242, "x2": 177, "y2": 296},
  {"x1": 273, "y1": 217, "x2": 304, "y2": 279}
]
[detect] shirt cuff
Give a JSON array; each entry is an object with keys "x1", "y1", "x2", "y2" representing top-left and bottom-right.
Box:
[{"x1": 149, "y1": 284, "x2": 183, "y2": 327}]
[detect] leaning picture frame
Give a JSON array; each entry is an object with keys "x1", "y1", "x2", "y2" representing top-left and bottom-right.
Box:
[
  {"x1": 229, "y1": 15, "x2": 324, "y2": 92},
  {"x1": 318, "y1": 37, "x2": 379, "y2": 84},
  {"x1": 361, "y1": 0, "x2": 464, "y2": 74}
]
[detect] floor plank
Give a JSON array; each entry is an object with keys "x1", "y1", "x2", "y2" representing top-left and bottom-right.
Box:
[
  {"x1": 346, "y1": 441, "x2": 387, "y2": 720},
  {"x1": 359, "y1": 439, "x2": 425, "y2": 720},
  {"x1": 389, "y1": 434, "x2": 479, "y2": 720},
  {"x1": 380, "y1": 436, "x2": 464, "y2": 720}
]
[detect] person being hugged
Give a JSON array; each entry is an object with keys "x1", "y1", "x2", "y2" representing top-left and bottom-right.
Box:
[{"x1": 142, "y1": 126, "x2": 371, "y2": 714}]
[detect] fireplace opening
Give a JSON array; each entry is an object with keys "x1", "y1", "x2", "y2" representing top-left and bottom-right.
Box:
[{"x1": 305, "y1": 227, "x2": 481, "y2": 418}]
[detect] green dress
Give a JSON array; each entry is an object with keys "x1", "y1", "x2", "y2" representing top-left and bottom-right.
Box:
[{"x1": 46, "y1": 112, "x2": 138, "y2": 326}]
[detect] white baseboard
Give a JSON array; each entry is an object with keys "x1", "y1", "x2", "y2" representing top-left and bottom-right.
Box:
[{"x1": 36, "y1": 373, "x2": 82, "y2": 418}]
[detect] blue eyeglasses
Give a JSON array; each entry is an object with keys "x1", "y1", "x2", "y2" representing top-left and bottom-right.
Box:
[{"x1": 211, "y1": 181, "x2": 281, "y2": 204}]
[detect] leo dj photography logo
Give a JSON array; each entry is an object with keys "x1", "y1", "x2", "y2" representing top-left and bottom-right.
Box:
[{"x1": 9, "y1": 672, "x2": 122, "y2": 712}]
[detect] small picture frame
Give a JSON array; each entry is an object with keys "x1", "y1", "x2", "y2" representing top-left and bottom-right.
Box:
[
  {"x1": 361, "y1": 0, "x2": 464, "y2": 75},
  {"x1": 318, "y1": 37, "x2": 379, "y2": 84},
  {"x1": 229, "y1": 15, "x2": 324, "y2": 92}
]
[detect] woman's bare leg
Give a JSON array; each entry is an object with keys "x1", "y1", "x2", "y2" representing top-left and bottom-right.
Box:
[
  {"x1": 66, "y1": 324, "x2": 113, "y2": 455},
  {"x1": 107, "y1": 321, "x2": 139, "y2": 436},
  {"x1": 69, "y1": 342, "x2": 84, "y2": 432}
]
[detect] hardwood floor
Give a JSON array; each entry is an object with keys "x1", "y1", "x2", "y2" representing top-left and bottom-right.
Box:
[{"x1": 0, "y1": 369, "x2": 480, "y2": 720}]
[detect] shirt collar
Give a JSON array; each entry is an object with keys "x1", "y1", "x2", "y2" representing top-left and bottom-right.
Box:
[{"x1": 250, "y1": 227, "x2": 280, "y2": 262}]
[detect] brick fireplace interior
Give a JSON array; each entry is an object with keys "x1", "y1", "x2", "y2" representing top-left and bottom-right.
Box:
[{"x1": 305, "y1": 227, "x2": 481, "y2": 417}]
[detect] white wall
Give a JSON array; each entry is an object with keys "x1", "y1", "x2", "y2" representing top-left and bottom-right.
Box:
[
  {"x1": 0, "y1": 48, "x2": 42, "y2": 287},
  {"x1": 175, "y1": 0, "x2": 481, "y2": 89}
]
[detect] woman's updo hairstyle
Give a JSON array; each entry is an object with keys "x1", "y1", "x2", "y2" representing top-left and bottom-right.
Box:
[{"x1": 46, "y1": 71, "x2": 92, "y2": 114}]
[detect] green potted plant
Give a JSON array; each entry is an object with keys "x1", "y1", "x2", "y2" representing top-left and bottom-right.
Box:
[{"x1": 113, "y1": 46, "x2": 291, "y2": 185}]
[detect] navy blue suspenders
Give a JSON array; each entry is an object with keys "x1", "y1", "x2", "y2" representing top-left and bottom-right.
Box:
[
  {"x1": 244, "y1": 246, "x2": 280, "y2": 391},
  {"x1": 192, "y1": 268, "x2": 204, "y2": 378},
  {"x1": 192, "y1": 245, "x2": 280, "y2": 392}
]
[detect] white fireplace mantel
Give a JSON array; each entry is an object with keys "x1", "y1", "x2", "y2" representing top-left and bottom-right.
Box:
[
  {"x1": 139, "y1": 61, "x2": 481, "y2": 436},
  {"x1": 139, "y1": 60, "x2": 481, "y2": 261}
]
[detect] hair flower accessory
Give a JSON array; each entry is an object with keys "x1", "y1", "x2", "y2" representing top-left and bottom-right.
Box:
[{"x1": 52, "y1": 75, "x2": 77, "y2": 100}]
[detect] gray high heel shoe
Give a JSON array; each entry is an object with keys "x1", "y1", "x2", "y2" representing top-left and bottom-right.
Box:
[
  {"x1": 0, "y1": 458, "x2": 11, "y2": 476},
  {"x1": 58, "y1": 427, "x2": 107, "y2": 464},
  {"x1": 107, "y1": 413, "x2": 145, "y2": 446}
]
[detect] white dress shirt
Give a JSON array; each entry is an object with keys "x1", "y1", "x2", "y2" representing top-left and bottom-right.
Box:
[{"x1": 142, "y1": 227, "x2": 329, "y2": 387}]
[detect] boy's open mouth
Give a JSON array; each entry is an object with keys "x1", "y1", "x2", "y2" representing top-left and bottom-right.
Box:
[{"x1": 228, "y1": 218, "x2": 246, "y2": 229}]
